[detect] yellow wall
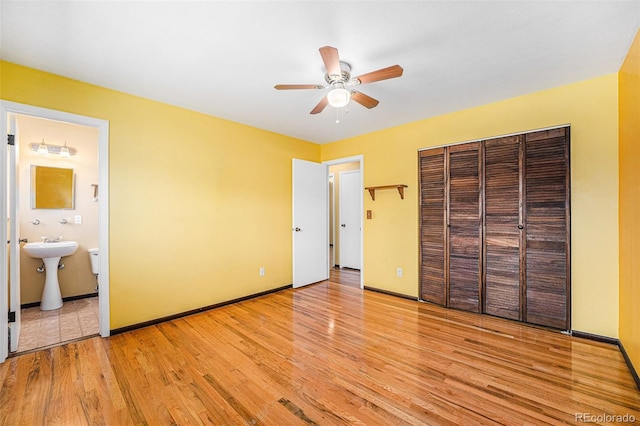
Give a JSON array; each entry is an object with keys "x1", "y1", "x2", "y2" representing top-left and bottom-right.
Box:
[
  {"x1": 1, "y1": 61, "x2": 320, "y2": 329},
  {"x1": 619, "y1": 30, "x2": 640, "y2": 373},
  {"x1": 0, "y1": 58, "x2": 626, "y2": 339},
  {"x1": 322, "y1": 74, "x2": 620, "y2": 337}
]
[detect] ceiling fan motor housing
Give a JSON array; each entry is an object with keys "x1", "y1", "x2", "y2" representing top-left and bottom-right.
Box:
[{"x1": 325, "y1": 61, "x2": 352, "y2": 85}]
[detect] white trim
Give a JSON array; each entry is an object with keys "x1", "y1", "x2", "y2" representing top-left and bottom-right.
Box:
[
  {"x1": 323, "y1": 155, "x2": 363, "y2": 166},
  {"x1": 0, "y1": 110, "x2": 8, "y2": 362},
  {"x1": 0, "y1": 102, "x2": 111, "y2": 361},
  {"x1": 8, "y1": 114, "x2": 20, "y2": 352},
  {"x1": 323, "y1": 155, "x2": 364, "y2": 288},
  {"x1": 417, "y1": 124, "x2": 571, "y2": 151}
]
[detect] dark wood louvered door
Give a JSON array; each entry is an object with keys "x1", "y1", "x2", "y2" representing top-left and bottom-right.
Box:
[
  {"x1": 523, "y1": 128, "x2": 570, "y2": 329},
  {"x1": 447, "y1": 143, "x2": 482, "y2": 313},
  {"x1": 419, "y1": 127, "x2": 570, "y2": 330},
  {"x1": 483, "y1": 135, "x2": 523, "y2": 320},
  {"x1": 419, "y1": 148, "x2": 447, "y2": 305}
]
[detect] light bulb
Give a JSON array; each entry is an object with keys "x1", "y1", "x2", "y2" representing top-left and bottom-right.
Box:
[
  {"x1": 37, "y1": 139, "x2": 48, "y2": 155},
  {"x1": 60, "y1": 142, "x2": 70, "y2": 157}
]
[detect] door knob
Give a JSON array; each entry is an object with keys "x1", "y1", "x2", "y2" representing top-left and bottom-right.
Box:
[
  {"x1": 518, "y1": 225, "x2": 524, "y2": 230},
  {"x1": 294, "y1": 227, "x2": 301, "y2": 232},
  {"x1": 341, "y1": 224, "x2": 346, "y2": 227}
]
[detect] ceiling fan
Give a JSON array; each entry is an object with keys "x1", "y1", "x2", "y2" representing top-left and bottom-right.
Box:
[{"x1": 275, "y1": 46, "x2": 403, "y2": 115}]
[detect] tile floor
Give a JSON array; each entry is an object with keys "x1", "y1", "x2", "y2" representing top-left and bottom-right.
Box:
[{"x1": 17, "y1": 297, "x2": 100, "y2": 353}]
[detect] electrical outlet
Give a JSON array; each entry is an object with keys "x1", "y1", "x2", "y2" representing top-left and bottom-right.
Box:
[
  {"x1": 397, "y1": 267, "x2": 403, "y2": 277},
  {"x1": 259, "y1": 267, "x2": 265, "y2": 277},
  {"x1": 74, "y1": 215, "x2": 82, "y2": 224}
]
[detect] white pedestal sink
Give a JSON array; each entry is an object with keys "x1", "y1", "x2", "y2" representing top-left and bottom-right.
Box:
[{"x1": 23, "y1": 241, "x2": 79, "y2": 310}]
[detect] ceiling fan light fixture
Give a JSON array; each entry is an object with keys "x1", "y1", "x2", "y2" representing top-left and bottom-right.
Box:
[{"x1": 327, "y1": 87, "x2": 351, "y2": 108}]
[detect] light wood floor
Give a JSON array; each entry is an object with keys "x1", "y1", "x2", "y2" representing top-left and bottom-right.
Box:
[
  {"x1": 1, "y1": 276, "x2": 639, "y2": 425},
  {"x1": 330, "y1": 265, "x2": 360, "y2": 288}
]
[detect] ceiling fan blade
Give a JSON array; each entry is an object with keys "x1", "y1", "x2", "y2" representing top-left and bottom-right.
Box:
[
  {"x1": 355, "y1": 65, "x2": 404, "y2": 84},
  {"x1": 319, "y1": 46, "x2": 341, "y2": 77},
  {"x1": 351, "y1": 91, "x2": 379, "y2": 109},
  {"x1": 274, "y1": 84, "x2": 324, "y2": 90},
  {"x1": 310, "y1": 96, "x2": 329, "y2": 114}
]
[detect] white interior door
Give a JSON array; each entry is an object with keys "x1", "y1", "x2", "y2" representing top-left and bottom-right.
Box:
[
  {"x1": 339, "y1": 170, "x2": 361, "y2": 269},
  {"x1": 8, "y1": 114, "x2": 21, "y2": 352},
  {"x1": 292, "y1": 159, "x2": 328, "y2": 288}
]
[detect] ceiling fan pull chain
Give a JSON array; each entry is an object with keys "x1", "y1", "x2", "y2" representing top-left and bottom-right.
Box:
[{"x1": 336, "y1": 108, "x2": 340, "y2": 124}]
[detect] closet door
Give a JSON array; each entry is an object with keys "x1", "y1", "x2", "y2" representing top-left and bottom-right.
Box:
[
  {"x1": 483, "y1": 136, "x2": 522, "y2": 320},
  {"x1": 524, "y1": 128, "x2": 570, "y2": 329},
  {"x1": 447, "y1": 143, "x2": 482, "y2": 312},
  {"x1": 419, "y1": 148, "x2": 446, "y2": 305}
]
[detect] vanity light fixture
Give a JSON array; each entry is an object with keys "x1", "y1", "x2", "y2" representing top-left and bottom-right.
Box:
[{"x1": 29, "y1": 139, "x2": 77, "y2": 156}]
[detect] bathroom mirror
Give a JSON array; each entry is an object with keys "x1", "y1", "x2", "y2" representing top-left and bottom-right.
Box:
[{"x1": 31, "y1": 165, "x2": 75, "y2": 209}]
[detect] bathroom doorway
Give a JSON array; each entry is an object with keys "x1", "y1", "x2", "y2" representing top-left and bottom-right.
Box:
[{"x1": 0, "y1": 101, "x2": 110, "y2": 363}]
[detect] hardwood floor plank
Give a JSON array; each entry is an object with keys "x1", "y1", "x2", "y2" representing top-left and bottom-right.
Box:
[{"x1": 1, "y1": 276, "x2": 639, "y2": 424}]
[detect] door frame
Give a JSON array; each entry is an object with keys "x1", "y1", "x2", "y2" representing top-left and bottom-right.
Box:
[
  {"x1": 7, "y1": 113, "x2": 20, "y2": 351},
  {"x1": 323, "y1": 155, "x2": 364, "y2": 288},
  {"x1": 328, "y1": 172, "x2": 336, "y2": 267},
  {"x1": 0, "y1": 101, "x2": 111, "y2": 363}
]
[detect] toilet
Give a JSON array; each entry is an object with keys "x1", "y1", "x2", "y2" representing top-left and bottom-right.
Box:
[{"x1": 88, "y1": 248, "x2": 99, "y2": 275}]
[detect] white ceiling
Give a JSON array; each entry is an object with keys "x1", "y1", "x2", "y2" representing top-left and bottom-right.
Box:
[{"x1": 1, "y1": 1, "x2": 639, "y2": 144}]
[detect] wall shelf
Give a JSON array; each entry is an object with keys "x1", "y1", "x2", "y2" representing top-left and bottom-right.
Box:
[{"x1": 365, "y1": 184, "x2": 408, "y2": 201}]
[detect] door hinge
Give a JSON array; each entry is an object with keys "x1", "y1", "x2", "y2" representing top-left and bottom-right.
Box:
[
  {"x1": 7, "y1": 134, "x2": 15, "y2": 146},
  {"x1": 8, "y1": 311, "x2": 16, "y2": 323}
]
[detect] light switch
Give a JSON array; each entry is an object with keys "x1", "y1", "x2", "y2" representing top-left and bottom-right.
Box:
[{"x1": 74, "y1": 215, "x2": 82, "y2": 224}]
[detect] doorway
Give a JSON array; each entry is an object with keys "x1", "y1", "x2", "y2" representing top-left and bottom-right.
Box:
[
  {"x1": 325, "y1": 156, "x2": 363, "y2": 288},
  {"x1": 0, "y1": 101, "x2": 110, "y2": 363}
]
